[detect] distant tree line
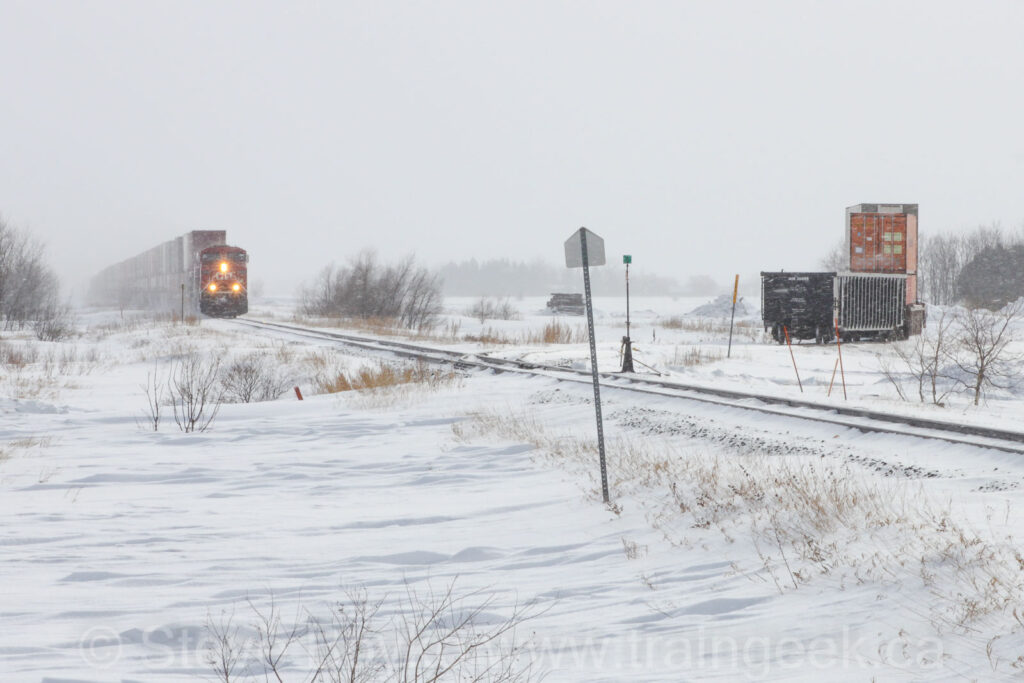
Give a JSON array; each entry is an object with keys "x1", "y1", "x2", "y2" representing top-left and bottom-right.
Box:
[
  {"x1": 437, "y1": 258, "x2": 717, "y2": 297},
  {"x1": 0, "y1": 216, "x2": 70, "y2": 339},
  {"x1": 823, "y1": 222, "x2": 1024, "y2": 310},
  {"x1": 920, "y1": 225, "x2": 1024, "y2": 309}
]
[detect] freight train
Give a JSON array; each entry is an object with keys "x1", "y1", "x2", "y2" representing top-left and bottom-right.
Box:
[
  {"x1": 761, "y1": 203, "x2": 925, "y2": 343},
  {"x1": 89, "y1": 230, "x2": 248, "y2": 318}
]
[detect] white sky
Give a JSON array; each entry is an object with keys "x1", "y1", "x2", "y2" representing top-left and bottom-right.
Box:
[{"x1": 2, "y1": 0, "x2": 1023, "y2": 297}]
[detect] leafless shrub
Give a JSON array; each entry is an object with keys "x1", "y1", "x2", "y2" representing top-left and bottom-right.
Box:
[
  {"x1": 31, "y1": 299, "x2": 75, "y2": 341},
  {"x1": 877, "y1": 310, "x2": 954, "y2": 405},
  {"x1": 469, "y1": 297, "x2": 521, "y2": 324},
  {"x1": 949, "y1": 301, "x2": 1023, "y2": 405},
  {"x1": 220, "y1": 352, "x2": 291, "y2": 403},
  {"x1": 205, "y1": 580, "x2": 541, "y2": 682},
  {"x1": 169, "y1": 351, "x2": 223, "y2": 432},
  {"x1": 205, "y1": 608, "x2": 249, "y2": 683},
  {"x1": 300, "y1": 251, "x2": 443, "y2": 329},
  {"x1": 139, "y1": 364, "x2": 165, "y2": 431}
]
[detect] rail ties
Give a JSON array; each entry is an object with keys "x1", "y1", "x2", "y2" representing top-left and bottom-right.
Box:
[{"x1": 230, "y1": 318, "x2": 1024, "y2": 455}]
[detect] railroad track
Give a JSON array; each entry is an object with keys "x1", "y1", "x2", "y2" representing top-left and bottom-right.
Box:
[{"x1": 230, "y1": 318, "x2": 1024, "y2": 455}]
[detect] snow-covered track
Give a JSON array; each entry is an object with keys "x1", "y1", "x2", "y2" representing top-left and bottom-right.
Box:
[{"x1": 232, "y1": 318, "x2": 1024, "y2": 455}]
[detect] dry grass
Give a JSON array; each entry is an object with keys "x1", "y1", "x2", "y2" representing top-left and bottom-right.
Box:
[
  {"x1": 669, "y1": 345, "x2": 725, "y2": 367},
  {"x1": 660, "y1": 316, "x2": 764, "y2": 342},
  {"x1": 87, "y1": 311, "x2": 200, "y2": 340},
  {"x1": 0, "y1": 436, "x2": 54, "y2": 468},
  {"x1": 317, "y1": 360, "x2": 460, "y2": 395},
  {"x1": 453, "y1": 406, "x2": 1024, "y2": 666},
  {"x1": 291, "y1": 313, "x2": 585, "y2": 347},
  {"x1": 461, "y1": 321, "x2": 586, "y2": 346},
  {"x1": 526, "y1": 320, "x2": 586, "y2": 344}
]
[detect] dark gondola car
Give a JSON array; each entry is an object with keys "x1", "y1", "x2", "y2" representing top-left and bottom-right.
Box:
[{"x1": 760, "y1": 271, "x2": 836, "y2": 344}]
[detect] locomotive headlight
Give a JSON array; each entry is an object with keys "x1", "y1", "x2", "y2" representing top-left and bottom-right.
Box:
[
  {"x1": 220, "y1": 262, "x2": 228, "y2": 273},
  {"x1": 232, "y1": 283, "x2": 240, "y2": 292},
  {"x1": 208, "y1": 283, "x2": 217, "y2": 292}
]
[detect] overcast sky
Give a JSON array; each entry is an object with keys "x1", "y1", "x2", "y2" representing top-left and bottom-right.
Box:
[{"x1": 2, "y1": 0, "x2": 1023, "y2": 297}]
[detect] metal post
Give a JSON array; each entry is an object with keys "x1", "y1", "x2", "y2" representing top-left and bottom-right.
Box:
[
  {"x1": 180, "y1": 283, "x2": 185, "y2": 323},
  {"x1": 783, "y1": 325, "x2": 803, "y2": 393},
  {"x1": 580, "y1": 230, "x2": 610, "y2": 504},
  {"x1": 621, "y1": 258, "x2": 634, "y2": 373},
  {"x1": 727, "y1": 274, "x2": 739, "y2": 358},
  {"x1": 625, "y1": 261, "x2": 631, "y2": 340},
  {"x1": 834, "y1": 317, "x2": 848, "y2": 400}
]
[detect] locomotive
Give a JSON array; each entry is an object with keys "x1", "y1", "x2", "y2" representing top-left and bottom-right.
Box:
[
  {"x1": 89, "y1": 230, "x2": 248, "y2": 318},
  {"x1": 199, "y1": 245, "x2": 248, "y2": 317}
]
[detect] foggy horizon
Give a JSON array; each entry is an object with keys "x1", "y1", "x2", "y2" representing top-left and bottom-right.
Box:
[{"x1": 2, "y1": 1, "x2": 1023, "y2": 299}]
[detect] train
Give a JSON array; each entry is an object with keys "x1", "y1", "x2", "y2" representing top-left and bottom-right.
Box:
[
  {"x1": 89, "y1": 230, "x2": 248, "y2": 318},
  {"x1": 761, "y1": 203, "x2": 926, "y2": 343},
  {"x1": 761, "y1": 271, "x2": 923, "y2": 343}
]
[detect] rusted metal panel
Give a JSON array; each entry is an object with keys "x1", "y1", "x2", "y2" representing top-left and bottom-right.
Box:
[
  {"x1": 849, "y1": 212, "x2": 909, "y2": 273},
  {"x1": 846, "y1": 203, "x2": 919, "y2": 305}
]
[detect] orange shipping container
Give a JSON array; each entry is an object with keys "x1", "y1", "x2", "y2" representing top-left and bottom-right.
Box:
[{"x1": 846, "y1": 203, "x2": 918, "y2": 304}]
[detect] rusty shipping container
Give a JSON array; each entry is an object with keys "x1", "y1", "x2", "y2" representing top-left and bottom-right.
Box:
[{"x1": 846, "y1": 203, "x2": 918, "y2": 304}]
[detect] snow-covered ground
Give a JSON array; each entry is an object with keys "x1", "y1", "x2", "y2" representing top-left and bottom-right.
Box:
[{"x1": 2, "y1": 295, "x2": 1024, "y2": 681}]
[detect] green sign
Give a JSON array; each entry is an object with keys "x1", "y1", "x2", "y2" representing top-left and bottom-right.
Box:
[{"x1": 623, "y1": 254, "x2": 632, "y2": 264}]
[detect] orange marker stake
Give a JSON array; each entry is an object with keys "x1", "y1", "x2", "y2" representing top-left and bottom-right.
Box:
[
  {"x1": 834, "y1": 318, "x2": 847, "y2": 400},
  {"x1": 783, "y1": 325, "x2": 803, "y2": 393}
]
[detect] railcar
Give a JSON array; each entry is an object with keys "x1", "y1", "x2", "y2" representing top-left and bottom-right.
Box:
[
  {"x1": 761, "y1": 271, "x2": 918, "y2": 343},
  {"x1": 199, "y1": 245, "x2": 248, "y2": 317},
  {"x1": 88, "y1": 230, "x2": 249, "y2": 318}
]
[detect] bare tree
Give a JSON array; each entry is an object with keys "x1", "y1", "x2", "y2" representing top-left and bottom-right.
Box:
[
  {"x1": 169, "y1": 351, "x2": 223, "y2": 432},
  {"x1": 819, "y1": 240, "x2": 847, "y2": 271},
  {"x1": 950, "y1": 301, "x2": 1023, "y2": 405},
  {"x1": 918, "y1": 223, "x2": 1024, "y2": 305},
  {"x1": 0, "y1": 216, "x2": 69, "y2": 336}
]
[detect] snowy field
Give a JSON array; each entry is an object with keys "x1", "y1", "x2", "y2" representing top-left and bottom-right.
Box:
[{"x1": 3, "y1": 295, "x2": 1024, "y2": 681}]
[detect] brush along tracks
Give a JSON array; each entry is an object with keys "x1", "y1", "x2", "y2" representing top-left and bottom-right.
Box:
[{"x1": 229, "y1": 318, "x2": 1024, "y2": 455}]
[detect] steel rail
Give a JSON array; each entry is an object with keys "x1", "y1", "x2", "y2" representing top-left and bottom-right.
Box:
[{"x1": 230, "y1": 318, "x2": 1024, "y2": 454}]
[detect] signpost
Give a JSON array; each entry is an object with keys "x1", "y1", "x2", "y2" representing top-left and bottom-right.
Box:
[
  {"x1": 621, "y1": 255, "x2": 634, "y2": 373},
  {"x1": 564, "y1": 227, "x2": 610, "y2": 504}
]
